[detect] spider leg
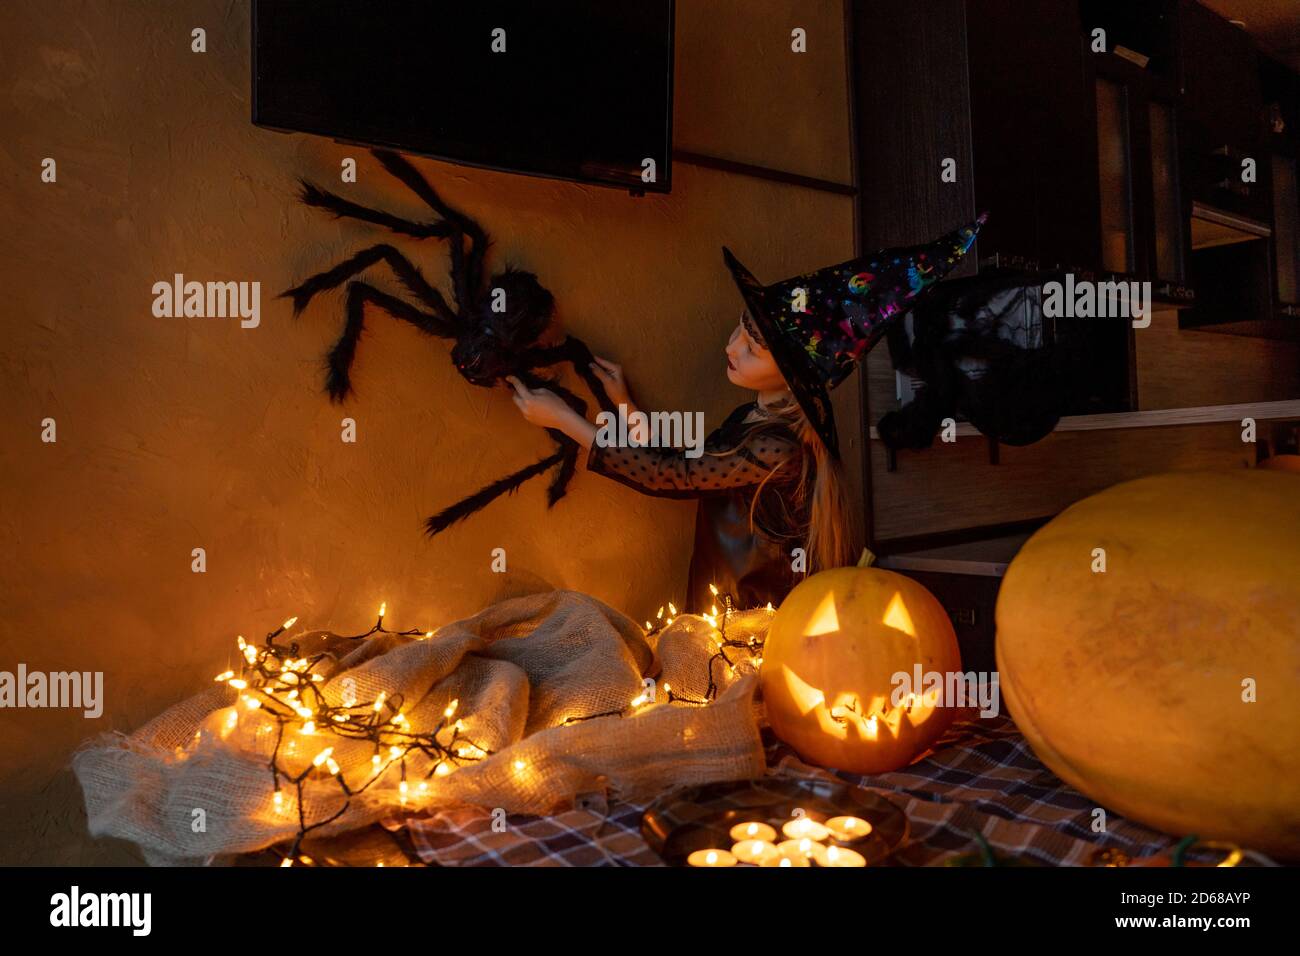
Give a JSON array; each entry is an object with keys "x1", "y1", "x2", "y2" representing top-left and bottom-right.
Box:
[
  {"x1": 324, "y1": 281, "x2": 452, "y2": 402},
  {"x1": 295, "y1": 180, "x2": 455, "y2": 241},
  {"x1": 516, "y1": 335, "x2": 616, "y2": 413},
  {"x1": 281, "y1": 243, "x2": 460, "y2": 331},
  {"x1": 370, "y1": 149, "x2": 490, "y2": 309},
  {"x1": 515, "y1": 371, "x2": 593, "y2": 507},
  {"x1": 422, "y1": 368, "x2": 590, "y2": 536},
  {"x1": 423, "y1": 446, "x2": 568, "y2": 537}
]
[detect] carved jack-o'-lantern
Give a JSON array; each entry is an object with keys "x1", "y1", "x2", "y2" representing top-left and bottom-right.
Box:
[{"x1": 760, "y1": 552, "x2": 962, "y2": 774}]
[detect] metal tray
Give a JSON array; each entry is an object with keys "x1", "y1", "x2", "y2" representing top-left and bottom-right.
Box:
[{"x1": 641, "y1": 775, "x2": 909, "y2": 866}]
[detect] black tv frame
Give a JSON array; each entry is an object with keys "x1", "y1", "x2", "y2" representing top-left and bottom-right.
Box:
[{"x1": 249, "y1": 0, "x2": 676, "y2": 195}]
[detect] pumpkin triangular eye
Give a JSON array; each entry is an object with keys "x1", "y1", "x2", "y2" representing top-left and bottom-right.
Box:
[
  {"x1": 882, "y1": 592, "x2": 916, "y2": 637},
  {"x1": 780, "y1": 664, "x2": 826, "y2": 716},
  {"x1": 803, "y1": 591, "x2": 840, "y2": 636}
]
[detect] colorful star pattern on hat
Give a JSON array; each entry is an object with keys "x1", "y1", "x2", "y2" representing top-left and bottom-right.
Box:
[
  {"x1": 722, "y1": 214, "x2": 986, "y2": 460},
  {"x1": 764, "y1": 214, "x2": 985, "y2": 389}
]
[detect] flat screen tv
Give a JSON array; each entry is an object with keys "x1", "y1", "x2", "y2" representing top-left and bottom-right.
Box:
[{"x1": 252, "y1": 1, "x2": 675, "y2": 192}]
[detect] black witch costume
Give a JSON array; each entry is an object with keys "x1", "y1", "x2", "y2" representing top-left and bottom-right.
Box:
[
  {"x1": 587, "y1": 214, "x2": 987, "y2": 613},
  {"x1": 587, "y1": 400, "x2": 808, "y2": 613}
]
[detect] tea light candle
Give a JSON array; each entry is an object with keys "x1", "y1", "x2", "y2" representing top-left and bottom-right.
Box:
[
  {"x1": 826, "y1": 816, "x2": 873, "y2": 841},
  {"x1": 782, "y1": 817, "x2": 831, "y2": 841},
  {"x1": 729, "y1": 821, "x2": 778, "y2": 843},
  {"x1": 731, "y1": 839, "x2": 780, "y2": 864},
  {"x1": 687, "y1": 848, "x2": 737, "y2": 868},
  {"x1": 761, "y1": 851, "x2": 809, "y2": 867},
  {"x1": 818, "y1": 845, "x2": 867, "y2": 867},
  {"x1": 777, "y1": 838, "x2": 823, "y2": 861}
]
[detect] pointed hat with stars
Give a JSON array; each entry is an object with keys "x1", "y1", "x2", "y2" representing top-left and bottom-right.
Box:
[{"x1": 722, "y1": 213, "x2": 986, "y2": 460}]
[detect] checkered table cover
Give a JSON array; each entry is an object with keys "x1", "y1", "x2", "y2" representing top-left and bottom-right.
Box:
[{"x1": 387, "y1": 712, "x2": 1272, "y2": 867}]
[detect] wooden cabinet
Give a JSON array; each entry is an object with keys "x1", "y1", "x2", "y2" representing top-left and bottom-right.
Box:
[
  {"x1": 964, "y1": 0, "x2": 1101, "y2": 274},
  {"x1": 1263, "y1": 55, "x2": 1300, "y2": 316},
  {"x1": 1177, "y1": 0, "x2": 1267, "y2": 223}
]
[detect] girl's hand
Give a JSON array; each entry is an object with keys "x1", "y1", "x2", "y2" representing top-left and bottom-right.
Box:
[
  {"x1": 505, "y1": 376, "x2": 577, "y2": 431},
  {"x1": 589, "y1": 356, "x2": 632, "y2": 408}
]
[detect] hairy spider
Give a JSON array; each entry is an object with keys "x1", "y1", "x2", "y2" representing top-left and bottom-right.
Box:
[{"x1": 281, "y1": 148, "x2": 614, "y2": 536}]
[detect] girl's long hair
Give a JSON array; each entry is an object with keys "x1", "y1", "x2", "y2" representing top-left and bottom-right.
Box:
[{"x1": 714, "y1": 393, "x2": 859, "y2": 574}]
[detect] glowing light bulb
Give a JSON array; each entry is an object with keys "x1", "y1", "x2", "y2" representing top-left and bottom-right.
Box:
[
  {"x1": 312, "y1": 746, "x2": 334, "y2": 767},
  {"x1": 444, "y1": 699, "x2": 459, "y2": 719},
  {"x1": 378, "y1": 602, "x2": 386, "y2": 619},
  {"x1": 282, "y1": 616, "x2": 298, "y2": 630}
]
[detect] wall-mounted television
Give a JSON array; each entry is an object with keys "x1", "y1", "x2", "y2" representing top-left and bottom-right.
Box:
[{"x1": 252, "y1": 0, "x2": 675, "y2": 193}]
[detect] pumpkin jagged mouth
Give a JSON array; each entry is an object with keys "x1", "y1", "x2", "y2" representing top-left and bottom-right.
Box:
[{"x1": 782, "y1": 665, "x2": 931, "y2": 741}]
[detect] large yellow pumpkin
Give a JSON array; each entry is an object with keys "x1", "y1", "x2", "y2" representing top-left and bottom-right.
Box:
[
  {"x1": 996, "y1": 470, "x2": 1300, "y2": 860},
  {"x1": 761, "y1": 555, "x2": 962, "y2": 774}
]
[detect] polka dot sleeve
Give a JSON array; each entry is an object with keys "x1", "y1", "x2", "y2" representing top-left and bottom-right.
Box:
[{"x1": 585, "y1": 424, "x2": 801, "y2": 499}]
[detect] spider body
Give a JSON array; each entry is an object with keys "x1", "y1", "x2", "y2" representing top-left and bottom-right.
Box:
[{"x1": 282, "y1": 148, "x2": 614, "y2": 536}]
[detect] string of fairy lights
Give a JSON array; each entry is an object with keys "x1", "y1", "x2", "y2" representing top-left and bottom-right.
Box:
[
  {"x1": 212, "y1": 604, "x2": 493, "y2": 866},
  {"x1": 205, "y1": 586, "x2": 770, "y2": 866},
  {"x1": 645, "y1": 585, "x2": 772, "y2": 705}
]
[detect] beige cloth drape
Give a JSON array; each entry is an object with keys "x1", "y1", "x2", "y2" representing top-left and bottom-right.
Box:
[{"x1": 73, "y1": 589, "x2": 772, "y2": 865}]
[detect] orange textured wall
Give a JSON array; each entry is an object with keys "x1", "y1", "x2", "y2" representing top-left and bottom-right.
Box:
[{"x1": 0, "y1": 0, "x2": 856, "y2": 861}]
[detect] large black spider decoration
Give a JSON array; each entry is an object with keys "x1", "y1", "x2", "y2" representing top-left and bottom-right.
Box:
[{"x1": 281, "y1": 148, "x2": 615, "y2": 537}]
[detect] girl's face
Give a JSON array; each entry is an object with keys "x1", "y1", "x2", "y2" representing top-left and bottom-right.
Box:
[{"x1": 725, "y1": 313, "x2": 788, "y2": 392}]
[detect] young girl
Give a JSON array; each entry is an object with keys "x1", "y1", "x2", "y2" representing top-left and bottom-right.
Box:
[
  {"x1": 506, "y1": 217, "x2": 984, "y2": 613},
  {"x1": 507, "y1": 311, "x2": 854, "y2": 614}
]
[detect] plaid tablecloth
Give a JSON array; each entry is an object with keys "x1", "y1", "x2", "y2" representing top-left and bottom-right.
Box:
[{"x1": 383, "y1": 710, "x2": 1259, "y2": 867}]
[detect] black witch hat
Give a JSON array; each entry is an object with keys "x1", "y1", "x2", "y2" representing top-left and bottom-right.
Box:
[{"x1": 722, "y1": 214, "x2": 986, "y2": 459}]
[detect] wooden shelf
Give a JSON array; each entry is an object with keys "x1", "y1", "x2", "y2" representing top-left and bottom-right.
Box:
[
  {"x1": 876, "y1": 532, "x2": 1033, "y2": 578},
  {"x1": 869, "y1": 399, "x2": 1300, "y2": 440}
]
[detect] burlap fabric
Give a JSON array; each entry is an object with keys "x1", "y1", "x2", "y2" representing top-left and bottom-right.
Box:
[{"x1": 72, "y1": 589, "x2": 772, "y2": 865}]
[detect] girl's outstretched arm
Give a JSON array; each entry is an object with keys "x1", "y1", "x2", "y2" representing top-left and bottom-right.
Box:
[{"x1": 586, "y1": 422, "x2": 800, "y2": 499}]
